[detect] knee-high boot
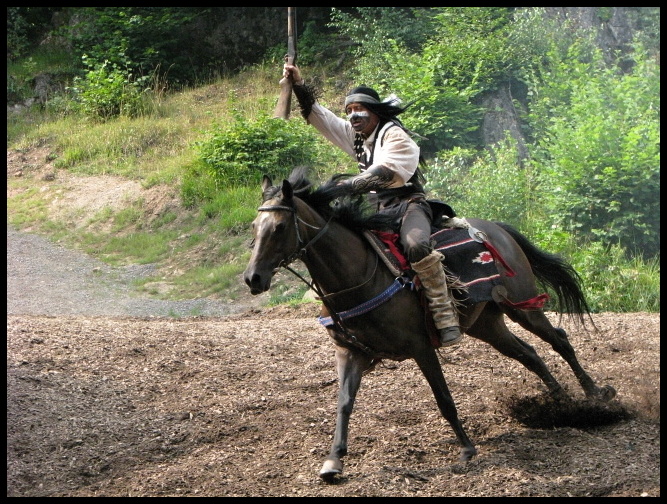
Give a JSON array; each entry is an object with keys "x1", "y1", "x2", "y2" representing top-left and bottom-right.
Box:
[{"x1": 411, "y1": 250, "x2": 462, "y2": 347}]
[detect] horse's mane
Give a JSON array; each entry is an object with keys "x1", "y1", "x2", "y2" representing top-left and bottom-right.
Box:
[{"x1": 277, "y1": 167, "x2": 396, "y2": 232}]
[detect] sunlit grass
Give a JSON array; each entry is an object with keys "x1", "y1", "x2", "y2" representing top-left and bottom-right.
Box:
[
  {"x1": 6, "y1": 185, "x2": 50, "y2": 227},
  {"x1": 81, "y1": 230, "x2": 180, "y2": 266},
  {"x1": 199, "y1": 186, "x2": 261, "y2": 231},
  {"x1": 140, "y1": 261, "x2": 248, "y2": 300}
]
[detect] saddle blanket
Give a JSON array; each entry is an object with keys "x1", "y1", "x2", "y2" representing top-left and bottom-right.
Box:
[{"x1": 366, "y1": 227, "x2": 504, "y2": 307}]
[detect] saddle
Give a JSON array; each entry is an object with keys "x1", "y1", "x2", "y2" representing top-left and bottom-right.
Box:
[
  {"x1": 363, "y1": 217, "x2": 506, "y2": 307},
  {"x1": 319, "y1": 218, "x2": 548, "y2": 349}
]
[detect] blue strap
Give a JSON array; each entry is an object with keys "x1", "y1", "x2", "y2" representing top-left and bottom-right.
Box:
[{"x1": 317, "y1": 278, "x2": 412, "y2": 327}]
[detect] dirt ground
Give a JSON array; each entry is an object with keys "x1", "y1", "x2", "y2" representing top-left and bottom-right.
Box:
[
  {"x1": 6, "y1": 308, "x2": 660, "y2": 497},
  {"x1": 6, "y1": 147, "x2": 660, "y2": 496}
]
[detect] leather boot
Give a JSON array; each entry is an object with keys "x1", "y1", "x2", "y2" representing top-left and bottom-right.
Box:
[{"x1": 411, "y1": 250, "x2": 462, "y2": 347}]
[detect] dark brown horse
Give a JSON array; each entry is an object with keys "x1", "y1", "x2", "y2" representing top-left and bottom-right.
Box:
[{"x1": 243, "y1": 167, "x2": 616, "y2": 480}]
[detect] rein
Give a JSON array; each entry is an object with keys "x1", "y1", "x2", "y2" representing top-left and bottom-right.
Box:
[{"x1": 256, "y1": 202, "x2": 406, "y2": 359}]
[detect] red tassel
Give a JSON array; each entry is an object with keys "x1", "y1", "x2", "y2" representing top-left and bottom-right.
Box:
[
  {"x1": 502, "y1": 293, "x2": 549, "y2": 310},
  {"x1": 372, "y1": 231, "x2": 410, "y2": 270}
]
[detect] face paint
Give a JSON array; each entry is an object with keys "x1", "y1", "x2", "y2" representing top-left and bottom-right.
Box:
[{"x1": 347, "y1": 111, "x2": 369, "y2": 121}]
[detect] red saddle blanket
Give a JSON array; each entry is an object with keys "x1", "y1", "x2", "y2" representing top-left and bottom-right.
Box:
[{"x1": 367, "y1": 227, "x2": 504, "y2": 307}]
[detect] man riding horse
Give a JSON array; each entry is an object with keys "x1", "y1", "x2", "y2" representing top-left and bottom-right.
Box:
[{"x1": 283, "y1": 62, "x2": 461, "y2": 347}]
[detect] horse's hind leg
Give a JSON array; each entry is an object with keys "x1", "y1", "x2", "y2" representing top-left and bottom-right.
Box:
[
  {"x1": 467, "y1": 304, "x2": 567, "y2": 398},
  {"x1": 504, "y1": 308, "x2": 616, "y2": 401},
  {"x1": 415, "y1": 347, "x2": 477, "y2": 462},
  {"x1": 319, "y1": 343, "x2": 374, "y2": 480}
]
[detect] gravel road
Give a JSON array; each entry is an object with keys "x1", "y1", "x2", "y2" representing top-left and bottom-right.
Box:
[{"x1": 6, "y1": 226, "x2": 260, "y2": 318}]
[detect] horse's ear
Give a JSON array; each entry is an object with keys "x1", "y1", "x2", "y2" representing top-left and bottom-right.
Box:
[
  {"x1": 281, "y1": 179, "x2": 293, "y2": 201},
  {"x1": 261, "y1": 175, "x2": 272, "y2": 192}
]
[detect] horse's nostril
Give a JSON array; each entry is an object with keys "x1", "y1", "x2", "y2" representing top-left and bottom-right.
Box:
[{"x1": 245, "y1": 272, "x2": 265, "y2": 293}]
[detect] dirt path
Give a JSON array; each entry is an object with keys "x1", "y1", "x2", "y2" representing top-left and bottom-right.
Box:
[
  {"x1": 7, "y1": 226, "x2": 264, "y2": 318},
  {"x1": 7, "y1": 307, "x2": 660, "y2": 496}
]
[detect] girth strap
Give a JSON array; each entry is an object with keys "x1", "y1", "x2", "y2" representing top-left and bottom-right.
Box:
[{"x1": 317, "y1": 277, "x2": 413, "y2": 327}]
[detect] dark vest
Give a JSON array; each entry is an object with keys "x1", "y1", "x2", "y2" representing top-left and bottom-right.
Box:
[{"x1": 357, "y1": 122, "x2": 426, "y2": 198}]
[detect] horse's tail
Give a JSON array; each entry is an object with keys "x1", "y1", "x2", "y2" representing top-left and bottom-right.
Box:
[{"x1": 495, "y1": 222, "x2": 594, "y2": 327}]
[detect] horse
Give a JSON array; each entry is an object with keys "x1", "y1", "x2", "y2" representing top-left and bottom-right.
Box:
[{"x1": 243, "y1": 167, "x2": 616, "y2": 480}]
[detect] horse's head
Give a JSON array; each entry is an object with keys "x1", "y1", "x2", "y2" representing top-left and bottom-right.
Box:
[
  {"x1": 243, "y1": 175, "x2": 302, "y2": 295},
  {"x1": 243, "y1": 167, "x2": 377, "y2": 295}
]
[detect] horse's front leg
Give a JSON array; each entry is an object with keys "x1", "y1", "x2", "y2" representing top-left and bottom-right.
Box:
[
  {"x1": 414, "y1": 347, "x2": 478, "y2": 462},
  {"x1": 319, "y1": 342, "x2": 373, "y2": 481}
]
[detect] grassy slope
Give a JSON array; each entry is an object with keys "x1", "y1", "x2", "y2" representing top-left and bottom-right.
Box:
[
  {"x1": 7, "y1": 63, "x2": 660, "y2": 313},
  {"x1": 6, "y1": 65, "x2": 324, "y2": 308}
]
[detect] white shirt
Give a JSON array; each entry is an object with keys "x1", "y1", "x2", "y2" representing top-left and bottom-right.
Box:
[{"x1": 307, "y1": 103, "x2": 420, "y2": 188}]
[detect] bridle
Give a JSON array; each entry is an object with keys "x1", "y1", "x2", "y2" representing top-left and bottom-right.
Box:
[
  {"x1": 256, "y1": 203, "x2": 330, "y2": 267},
  {"x1": 255, "y1": 200, "x2": 406, "y2": 359}
]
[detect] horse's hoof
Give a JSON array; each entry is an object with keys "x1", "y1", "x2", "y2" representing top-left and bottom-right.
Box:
[
  {"x1": 319, "y1": 457, "x2": 343, "y2": 480},
  {"x1": 599, "y1": 384, "x2": 617, "y2": 402},
  {"x1": 459, "y1": 446, "x2": 477, "y2": 462}
]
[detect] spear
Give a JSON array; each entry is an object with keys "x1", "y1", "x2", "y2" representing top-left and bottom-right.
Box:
[{"x1": 274, "y1": 7, "x2": 297, "y2": 120}]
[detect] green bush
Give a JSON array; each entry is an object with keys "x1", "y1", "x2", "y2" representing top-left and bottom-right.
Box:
[
  {"x1": 528, "y1": 43, "x2": 660, "y2": 258},
  {"x1": 68, "y1": 57, "x2": 149, "y2": 120},
  {"x1": 569, "y1": 241, "x2": 660, "y2": 313},
  {"x1": 427, "y1": 139, "x2": 538, "y2": 228},
  {"x1": 7, "y1": 7, "x2": 32, "y2": 61},
  {"x1": 194, "y1": 109, "x2": 325, "y2": 188},
  {"x1": 181, "y1": 160, "x2": 219, "y2": 209},
  {"x1": 63, "y1": 7, "x2": 203, "y2": 86}
]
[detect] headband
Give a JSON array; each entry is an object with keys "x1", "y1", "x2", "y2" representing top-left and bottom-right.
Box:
[{"x1": 344, "y1": 93, "x2": 380, "y2": 107}]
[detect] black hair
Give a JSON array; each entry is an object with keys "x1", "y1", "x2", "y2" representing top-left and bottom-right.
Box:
[{"x1": 346, "y1": 85, "x2": 410, "y2": 126}]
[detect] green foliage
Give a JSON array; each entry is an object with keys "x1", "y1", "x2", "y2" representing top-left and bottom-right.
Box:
[
  {"x1": 62, "y1": 7, "x2": 204, "y2": 86},
  {"x1": 626, "y1": 7, "x2": 661, "y2": 55},
  {"x1": 330, "y1": 8, "x2": 519, "y2": 155},
  {"x1": 268, "y1": 20, "x2": 338, "y2": 68},
  {"x1": 427, "y1": 139, "x2": 538, "y2": 228},
  {"x1": 568, "y1": 241, "x2": 660, "y2": 313},
  {"x1": 181, "y1": 160, "x2": 219, "y2": 209},
  {"x1": 426, "y1": 8, "x2": 515, "y2": 92},
  {"x1": 330, "y1": 7, "x2": 436, "y2": 60},
  {"x1": 194, "y1": 106, "x2": 326, "y2": 188},
  {"x1": 7, "y1": 7, "x2": 31, "y2": 60},
  {"x1": 409, "y1": 8, "x2": 530, "y2": 154},
  {"x1": 528, "y1": 43, "x2": 660, "y2": 258},
  {"x1": 68, "y1": 56, "x2": 149, "y2": 120},
  {"x1": 297, "y1": 21, "x2": 333, "y2": 66},
  {"x1": 7, "y1": 71, "x2": 33, "y2": 105},
  {"x1": 376, "y1": 41, "x2": 483, "y2": 155},
  {"x1": 328, "y1": 8, "x2": 437, "y2": 100},
  {"x1": 7, "y1": 7, "x2": 57, "y2": 60}
]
